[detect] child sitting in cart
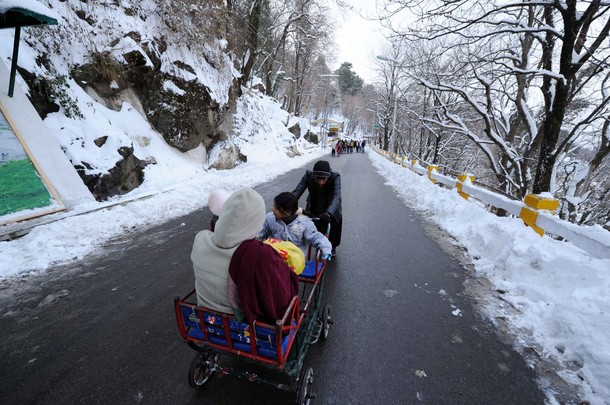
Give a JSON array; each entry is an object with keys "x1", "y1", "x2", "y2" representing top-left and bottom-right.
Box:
[
  {"x1": 259, "y1": 192, "x2": 332, "y2": 261},
  {"x1": 191, "y1": 187, "x2": 299, "y2": 324}
]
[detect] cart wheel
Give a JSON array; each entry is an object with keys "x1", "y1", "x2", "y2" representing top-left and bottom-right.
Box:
[
  {"x1": 321, "y1": 304, "x2": 332, "y2": 340},
  {"x1": 188, "y1": 351, "x2": 216, "y2": 388},
  {"x1": 296, "y1": 367, "x2": 314, "y2": 405}
]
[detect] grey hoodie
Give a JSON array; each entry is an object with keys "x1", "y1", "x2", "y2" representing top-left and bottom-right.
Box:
[{"x1": 191, "y1": 188, "x2": 265, "y2": 313}]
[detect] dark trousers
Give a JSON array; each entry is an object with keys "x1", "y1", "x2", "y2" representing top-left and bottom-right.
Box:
[{"x1": 315, "y1": 217, "x2": 342, "y2": 248}]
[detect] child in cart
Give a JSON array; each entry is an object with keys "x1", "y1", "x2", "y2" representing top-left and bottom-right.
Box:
[{"x1": 259, "y1": 192, "x2": 332, "y2": 261}]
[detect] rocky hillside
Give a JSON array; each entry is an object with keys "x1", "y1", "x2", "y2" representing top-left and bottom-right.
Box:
[{"x1": 6, "y1": 0, "x2": 311, "y2": 200}]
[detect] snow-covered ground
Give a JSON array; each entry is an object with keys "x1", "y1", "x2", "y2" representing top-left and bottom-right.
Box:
[{"x1": 368, "y1": 150, "x2": 610, "y2": 405}]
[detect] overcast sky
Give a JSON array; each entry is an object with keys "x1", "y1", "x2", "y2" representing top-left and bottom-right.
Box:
[{"x1": 330, "y1": 0, "x2": 388, "y2": 83}]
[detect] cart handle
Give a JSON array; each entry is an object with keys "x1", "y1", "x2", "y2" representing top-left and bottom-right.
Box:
[
  {"x1": 178, "y1": 288, "x2": 196, "y2": 302},
  {"x1": 277, "y1": 295, "x2": 301, "y2": 330}
]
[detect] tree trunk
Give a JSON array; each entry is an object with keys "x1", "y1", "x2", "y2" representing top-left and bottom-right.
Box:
[
  {"x1": 576, "y1": 120, "x2": 610, "y2": 196},
  {"x1": 432, "y1": 135, "x2": 440, "y2": 164},
  {"x1": 237, "y1": 0, "x2": 263, "y2": 96},
  {"x1": 533, "y1": 5, "x2": 575, "y2": 193}
]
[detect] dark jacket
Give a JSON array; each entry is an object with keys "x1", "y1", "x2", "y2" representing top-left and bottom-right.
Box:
[{"x1": 292, "y1": 170, "x2": 342, "y2": 222}]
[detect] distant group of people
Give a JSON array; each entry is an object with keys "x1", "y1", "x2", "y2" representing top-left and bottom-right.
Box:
[
  {"x1": 330, "y1": 139, "x2": 366, "y2": 156},
  {"x1": 191, "y1": 160, "x2": 342, "y2": 325}
]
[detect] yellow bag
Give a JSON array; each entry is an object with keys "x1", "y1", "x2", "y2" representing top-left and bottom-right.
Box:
[{"x1": 263, "y1": 238, "x2": 305, "y2": 275}]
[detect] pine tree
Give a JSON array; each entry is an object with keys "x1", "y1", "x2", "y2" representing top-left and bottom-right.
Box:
[{"x1": 335, "y1": 62, "x2": 364, "y2": 96}]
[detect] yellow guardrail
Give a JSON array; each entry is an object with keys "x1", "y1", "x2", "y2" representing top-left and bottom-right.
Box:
[{"x1": 370, "y1": 146, "x2": 609, "y2": 259}]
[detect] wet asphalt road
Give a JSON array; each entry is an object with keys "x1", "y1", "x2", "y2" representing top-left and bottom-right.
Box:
[{"x1": 0, "y1": 152, "x2": 548, "y2": 404}]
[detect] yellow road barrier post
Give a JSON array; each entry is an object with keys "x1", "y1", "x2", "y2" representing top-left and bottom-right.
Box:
[
  {"x1": 427, "y1": 165, "x2": 438, "y2": 183},
  {"x1": 519, "y1": 194, "x2": 560, "y2": 236},
  {"x1": 410, "y1": 160, "x2": 418, "y2": 173},
  {"x1": 456, "y1": 174, "x2": 475, "y2": 200}
]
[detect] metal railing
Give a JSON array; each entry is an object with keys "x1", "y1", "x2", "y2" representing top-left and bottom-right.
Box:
[{"x1": 372, "y1": 146, "x2": 610, "y2": 259}]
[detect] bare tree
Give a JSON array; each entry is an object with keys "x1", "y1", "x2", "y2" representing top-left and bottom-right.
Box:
[
  {"x1": 284, "y1": 0, "x2": 333, "y2": 115},
  {"x1": 378, "y1": 0, "x2": 610, "y2": 215},
  {"x1": 228, "y1": 0, "x2": 334, "y2": 118},
  {"x1": 229, "y1": 0, "x2": 265, "y2": 95},
  {"x1": 254, "y1": 1, "x2": 309, "y2": 97},
  {"x1": 375, "y1": 45, "x2": 405, "y2": 152}
]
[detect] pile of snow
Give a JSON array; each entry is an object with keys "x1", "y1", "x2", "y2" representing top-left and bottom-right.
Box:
[
  {"x1": 43, "y1": 80, "x2": 316, "y2": 192},
  {"x1": 368, "y1": 150, "x2": 610, "y2": 405},
  {"x1": 42, "y1": 81, "x2": 199, "y2": 184},
  {"x1": 233, "y1": 90, "x2": 314, "y2": 163}
]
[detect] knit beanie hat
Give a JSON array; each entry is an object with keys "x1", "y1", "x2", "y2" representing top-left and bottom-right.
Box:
[
  {"x1": 313, "y1": 160, "x2": 331, "y2": 178},
  {"x1": 208, "y1": 189, "x2": 231, "y2": 216}
]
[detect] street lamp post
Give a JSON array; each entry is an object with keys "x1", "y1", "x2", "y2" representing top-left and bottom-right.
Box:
[
  {"x1": 376, "y1": 55, "x2": 400, "y2": 153},
  {"x1": 366, "y1": 107, "x2": 378, "y2": 145},
  {"x1": 319, "y1": 74, "x2": 339, "y2": 149},
  {"x1": 390, "y1": 94, "x2": 398, "y2": 152}
]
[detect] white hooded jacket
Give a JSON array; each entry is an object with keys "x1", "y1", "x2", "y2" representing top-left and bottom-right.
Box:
[{"x1": 191, "y1": 188, "x2": 265, "y2": 313}]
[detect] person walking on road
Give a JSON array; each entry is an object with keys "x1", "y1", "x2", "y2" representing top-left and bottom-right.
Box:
[{"x1": 292, "y1": 160, "x2": 342, "y2": 256}]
